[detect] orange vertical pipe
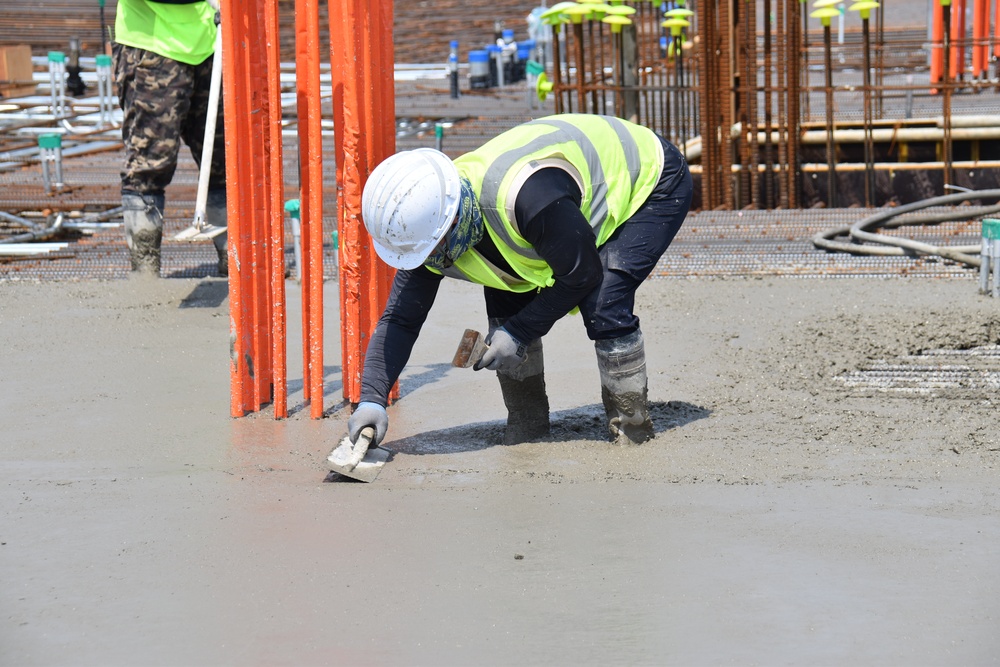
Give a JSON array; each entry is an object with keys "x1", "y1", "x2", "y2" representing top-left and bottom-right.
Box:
[
  {"x1": 358, "y1": 0, "x2": 396, "y2": 402},
  {"x1": 972, "y1": 0, "x2": 987, "y2": 76},
  {"x1": 223, "y1": 0, "x2": 284, "y2": 418},
  {"x1": 994, "y1": 0, "x2": 1000, "y2": 58},
  {"x1": 294, "y1": 0, "x2": 311, "y2": 406},
  {"x1": 950, "y1": 0, "x2": 965, "y2": 79},
  {"x1": 305, "y1": 0, "x2": 325, "y2": 420},
  {"x1": 264, "y1": 0, "x2": 287, "y2": 418},
  {"x1": 296, "y1": 0, "x2": 325, "y2": 419},
  {"x1": 222, "y1": 0, "x2": 256, "y2": 416},
  {"x1": 331, "y1": 0, "x2": 365, "y2": 405},
  {"x1": 330, "y1": 0, "x2": 397, "y2": 405},
  {"x1": 372, "y1": 0, "x2": 398, "y2": 406},
  {"x1": 248, "y1": 2, "x2": 272, "y2": 411},
  {"x1": 931, "y1": 1, "x2": 944, "y2": 85}
]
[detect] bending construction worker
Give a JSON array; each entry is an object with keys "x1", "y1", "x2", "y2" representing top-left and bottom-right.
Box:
[
  {"x1": 113, "y1": 0, "x2": 228, "y2": 276},
  {"x1": 351, "y1": 114, "x2": 692, "y2": 447}
]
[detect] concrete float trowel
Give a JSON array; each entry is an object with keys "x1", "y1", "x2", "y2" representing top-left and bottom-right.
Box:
[
  {"x1": 327, "y1": 426, "x2": 389, "y2": 482},
  {"x1": 328, "y1": 329, "x2": 486, "y2": 482}
]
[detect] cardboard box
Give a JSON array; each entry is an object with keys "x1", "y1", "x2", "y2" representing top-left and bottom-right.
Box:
[{"x1": 0, "y1": 45, "x2": 36, "y2": 98}]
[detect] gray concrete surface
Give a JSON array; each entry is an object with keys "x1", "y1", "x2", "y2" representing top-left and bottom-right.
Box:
[{"x1": 3, "y1": 273, "x2": 1000, "y2": 666}]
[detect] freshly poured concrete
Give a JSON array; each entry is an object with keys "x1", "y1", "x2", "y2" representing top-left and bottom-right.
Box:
[{"x1": 3, "y1": 275, "x2": 1000, "y2": 666}]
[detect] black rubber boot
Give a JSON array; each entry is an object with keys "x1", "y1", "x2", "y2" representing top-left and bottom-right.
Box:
[
  {"x1": 491, "y1": 318, "x2": 550, "y2": 445},
  {"x1": 122, "y1": 193, "x2": 164, "y2": 277},
  {"x1": 207, "y1": 188, "x2": 229, "y2": 277},
  {"x1": 595, "y1": 330, "x2": 655, "y2": 446}
]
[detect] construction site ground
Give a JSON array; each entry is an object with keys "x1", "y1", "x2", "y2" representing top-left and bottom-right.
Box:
[{"x1": 5, "y1": 27, "x2": 1000, "y2": 667}]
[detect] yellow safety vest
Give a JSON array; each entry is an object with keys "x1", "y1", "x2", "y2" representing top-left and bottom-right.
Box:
[
  {"x1": 434, "y1": 114, "x2": 664, "y2": 291},
  {"x1": 114, "y1": 0, "x2": 216, "y2": 66}
]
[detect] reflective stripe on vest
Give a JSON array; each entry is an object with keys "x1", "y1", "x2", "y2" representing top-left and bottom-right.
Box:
[
  {"x1": 443, "y1": 114, "x2": 663, "y2": 291},
  {"x1": 478, "y1": 115, "x2": 653, "y2": 261}
]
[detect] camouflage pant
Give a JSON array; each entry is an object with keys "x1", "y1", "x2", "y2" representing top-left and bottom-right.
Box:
[{"x1": 113, "y1": 43, "x2": 226, "y2": 197}]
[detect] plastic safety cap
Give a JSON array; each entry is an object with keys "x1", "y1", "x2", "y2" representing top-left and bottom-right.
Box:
[{"x1": 362, "y1": 148, "x2": 462, "y2": 270}]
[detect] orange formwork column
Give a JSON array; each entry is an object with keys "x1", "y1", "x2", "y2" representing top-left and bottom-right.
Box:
[
  {"x1": 222, "y1": 0, "x2": 285, "y2": 417},
  {"x1": 296, "y1": 0, "x2": 326, "y2": 419},
  {"x1": 971, "y1": 0, "x2": 988, "y2": 77},
  {"x1": 950, "y1": 0, "x2": 967, "y2": 79},
  {"x1": 931, "y1": 1, "x2": 944, "y2": 84},
  {"x1": 994, "y1": 0, "x2": 1000, "y2": 59},
  {"x1": 330, "y1": 0, "x2": 398, "y2": 405},
  {"x1": 264, "y1": 0, "x2": 287, "y2": 418}
]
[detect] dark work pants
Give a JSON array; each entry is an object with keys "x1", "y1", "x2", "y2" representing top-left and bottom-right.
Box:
[
  {"x1": 485, "y1": 136, "x2": 693, "y2": 341},
  {"x1": 113, "y1": 43, "x2": 226, "y2": 198}
]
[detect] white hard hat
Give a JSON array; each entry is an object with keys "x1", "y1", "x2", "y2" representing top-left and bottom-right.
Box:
[{"x1": 362, "y1": 148, "x2": 462, "y2": 270}]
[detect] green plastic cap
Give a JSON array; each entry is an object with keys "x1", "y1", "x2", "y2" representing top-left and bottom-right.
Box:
[
  {"x1": 38, "y1": 133, "x2": 62, "y2": 149},
  {"x1": 95, "y1": 54, "x2": 112, "y2": 67},
  {"x1": 48, "y1": 51, "x2": 66, "y2": 63},
  {"x1": 526, "y1": 60, "x2": 545, "y2": 76},
  {"x1": 284, "y1": 199, "x2": 300, "y2": 219},
  {"x1": 982, "y1": 218, "x2": 1000, "y2": 240}
]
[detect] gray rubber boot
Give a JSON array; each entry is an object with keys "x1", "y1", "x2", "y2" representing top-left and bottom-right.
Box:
[
  {"x1": 491, "y1": 318, "x2": 550, "y2": 445},
  {"x1": 207, "y1": 188, "x2": 229, "y2": 277},
  {"x1": 122, "y1": 193, "x2": 164, "y2": 277},
  {"x1": 595, "y1": 329, "x2": 655, "y2": 446}
]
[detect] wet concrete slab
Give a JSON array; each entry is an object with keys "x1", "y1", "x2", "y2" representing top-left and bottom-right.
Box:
[{"x1": 3, "y1": 275, "x2": 1000, "y2": 665}]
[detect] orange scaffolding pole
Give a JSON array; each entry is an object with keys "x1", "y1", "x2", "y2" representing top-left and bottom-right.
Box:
[
  {"x1": 330, "y1": 0, "x2": 398, "y2": 406},
  {"x1": 994, "y1": 0, "x2": 1000, "y2": 59},
  {"x1": 931, "y1": 1, "x2": 944, "y2": 85},
  {"x1": 264, "y1": 0, "x2": 287, "y2": 418},
  {"x1": 296, "y1": 0, "x2": 326, "y2": 419},
  {"x1": 971, "y1": 0, "x2": 988, "y2": 77},
  {"x1": 223, "y1": 0, "x2": 279, "y2": 416},
  {"x1": 950, "y1": 0, "x2": 966, "y2": 80}
]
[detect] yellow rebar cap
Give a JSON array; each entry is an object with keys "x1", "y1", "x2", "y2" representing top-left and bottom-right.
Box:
[
  {"x1": 848, "y1": 0, "x2": 880, "y2": 18},
  {"x1": 810, "y1": 6, "x2": 841, "y2": 24},
  {"x1": 603, "y1": 14, "x2": 633, "y2": 32},
  {"x1": 661, "y1": 18, "x2": 690, "y2": 35}
]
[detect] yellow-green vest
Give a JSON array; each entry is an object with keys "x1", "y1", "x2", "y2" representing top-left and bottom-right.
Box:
[
  {"x1": 114, "y1": 0, "x2": 216, "y2": 66},
  {"x1": 435, "y1": 114, "x2": 664, "y2": 292}
]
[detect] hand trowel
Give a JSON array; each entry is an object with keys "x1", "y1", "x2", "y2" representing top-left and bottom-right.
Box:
[
  {"x1": 452, "y1": 329, "x2": 489, "y2": 368},
  {"x1": 327, "y1": 426, "x2": 389, "y2": 482}
]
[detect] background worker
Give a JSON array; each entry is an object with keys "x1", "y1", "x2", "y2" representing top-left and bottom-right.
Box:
[
  {"x1": 113, "y1": 0, "x2": 228, "y2": 277},
  {"x1": 350, "y1": 114, "x2": 692, "y2": 448}
]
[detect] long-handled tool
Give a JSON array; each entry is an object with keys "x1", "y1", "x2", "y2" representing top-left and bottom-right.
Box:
[
  {"x1": 327, "y1": 426, "x2": 389, "y2": 482},
  {"x1": 452, "y1": 329, "x2": 488, "y2": 368},
  {"x1": 173, "y1": 2, "x2": 227, "y2": 242}
]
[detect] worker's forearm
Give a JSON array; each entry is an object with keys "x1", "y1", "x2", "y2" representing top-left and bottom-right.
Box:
[
  {"x1": 359, "y1": 321, "x2": 418, "y2": 405},
  {"x1": 357, "y1": 267, "x2": 442, "y2": 405}
]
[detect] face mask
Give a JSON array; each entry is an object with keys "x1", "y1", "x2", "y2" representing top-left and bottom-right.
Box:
[{"x1": 424, "y1": 177, "x2": 484, "y2": 270}]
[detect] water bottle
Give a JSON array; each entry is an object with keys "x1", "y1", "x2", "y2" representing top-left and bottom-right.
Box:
[{"x1": 449, "y1": 40, "x2": 460, "y2": 99}]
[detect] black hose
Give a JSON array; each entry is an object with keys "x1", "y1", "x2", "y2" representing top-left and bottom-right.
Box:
[{"x1": 812, "y1": 189, "x2": 1000, "y2": 268}]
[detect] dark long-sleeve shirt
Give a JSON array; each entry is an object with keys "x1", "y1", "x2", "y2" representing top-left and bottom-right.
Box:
[{"x1": 359, "y1": 168, "x2": 602, "y2": 406}]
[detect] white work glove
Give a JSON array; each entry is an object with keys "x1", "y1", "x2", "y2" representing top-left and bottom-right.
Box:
[
  {"x1": 474, "y1": 327, "x2": 527, "y2": 372},
  {"x1": 348, "y1": 401, "x2": 388, "y2": 446}
]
